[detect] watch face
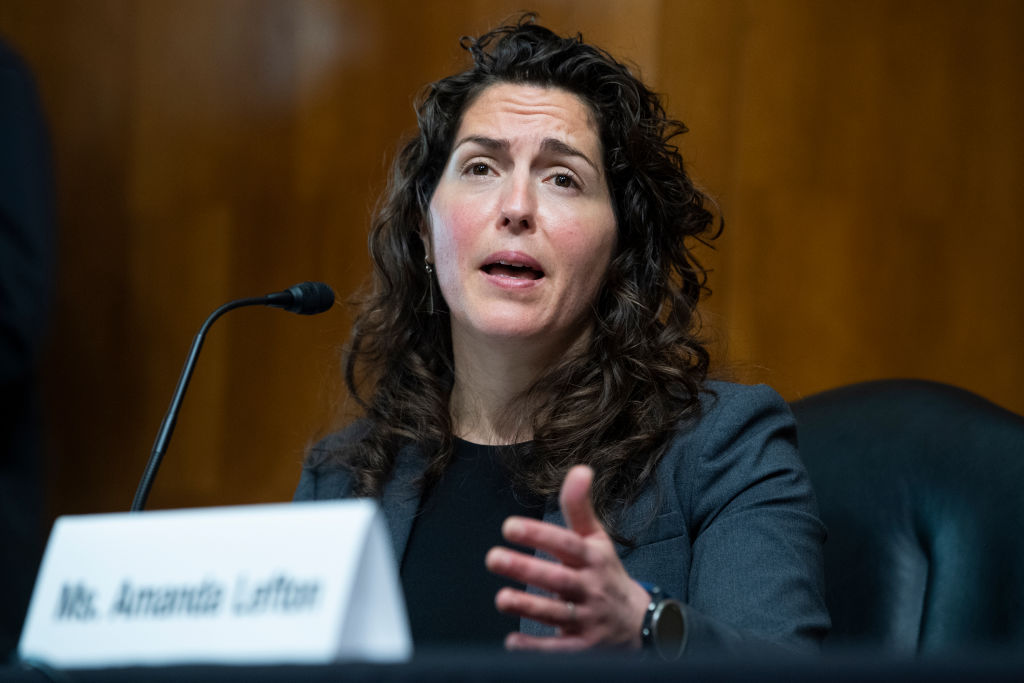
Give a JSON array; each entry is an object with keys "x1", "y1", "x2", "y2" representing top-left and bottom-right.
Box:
[{"x1": 653, "y1": 600, "x2": 685, "y2": 659}]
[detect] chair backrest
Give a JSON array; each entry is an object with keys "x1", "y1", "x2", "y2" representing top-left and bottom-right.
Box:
[{"x1": 791, "y1": 379, "x2": 1024, "y2": 654}]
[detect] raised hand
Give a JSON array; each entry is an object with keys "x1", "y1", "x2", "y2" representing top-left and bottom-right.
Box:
[{"x1": 485, "y1": 465, "x2": 651, "y2": 651}]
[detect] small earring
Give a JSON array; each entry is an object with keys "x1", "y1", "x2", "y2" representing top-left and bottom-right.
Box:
[{"x1": 424, "y1": 256, "x2": 435, "y2": 315}]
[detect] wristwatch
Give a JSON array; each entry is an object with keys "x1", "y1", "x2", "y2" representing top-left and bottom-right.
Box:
[{"x1": 640, "y1": 585, "x2": 686, "y2": 661}]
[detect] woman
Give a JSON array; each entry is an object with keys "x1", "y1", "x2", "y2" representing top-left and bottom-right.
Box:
[{"x1": 295, "y1": 17, "x2": 828, "y2": 657}]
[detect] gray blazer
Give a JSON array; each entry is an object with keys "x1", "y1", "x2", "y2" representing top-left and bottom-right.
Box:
[{"x1": 294, "y1": 381, "x2": 829, "y2": 653}]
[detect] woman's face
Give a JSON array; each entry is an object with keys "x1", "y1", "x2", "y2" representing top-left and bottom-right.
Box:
[{"x1": 426, "y1": 82, "x2": 617, "y2": 352}]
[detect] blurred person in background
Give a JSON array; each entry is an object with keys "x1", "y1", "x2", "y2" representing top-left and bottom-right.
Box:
[{"x1": 0, "y1": 37, "x2": 55, "y2": 658}]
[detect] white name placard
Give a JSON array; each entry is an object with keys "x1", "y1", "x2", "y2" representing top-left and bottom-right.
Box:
[{"x1": 18, "y1": 500, "x2": 411, "y2": 668}]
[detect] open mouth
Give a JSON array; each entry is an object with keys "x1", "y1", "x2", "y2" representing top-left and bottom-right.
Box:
[{"x1": 482, "y1": 260, "x2": 545, "y2": 280}]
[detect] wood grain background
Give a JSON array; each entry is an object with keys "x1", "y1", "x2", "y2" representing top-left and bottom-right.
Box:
[{"x1": 1, "y1": 0, "x2": 1021, "y2": 520}]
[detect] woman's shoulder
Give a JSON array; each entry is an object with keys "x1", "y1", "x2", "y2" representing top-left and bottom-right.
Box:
[
  {"x1": 294, "y1": 421, "x2": 370, "y2": 501},
  {"x1": 695, "y1": 380, "x2": 794, "y2": 433},
  {"x1": 306, "y1": 419, "x2": 371, "y2": 466},
  {"x1": 663, "y1": 380, "x2": 798, "y2": 473},
  {"x1": 661, "y1": 379, "x2": 815, "y2": 528}
]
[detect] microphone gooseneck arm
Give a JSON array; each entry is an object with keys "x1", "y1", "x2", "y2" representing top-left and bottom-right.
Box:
[
  {"x1": 131, "y1": 296, "x2": 263, "y2": 513},
  {"x1": 130, "y1": 282, "x2": 335, "y2": 512}
]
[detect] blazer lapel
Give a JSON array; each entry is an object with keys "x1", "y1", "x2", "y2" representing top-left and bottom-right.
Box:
[{"x1": 379, "y1": 441, "x2": 428, "y2": 561}]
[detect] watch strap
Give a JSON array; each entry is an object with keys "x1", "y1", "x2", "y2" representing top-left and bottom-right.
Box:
[
  {"x1": 640, "y1": 585, "x2": 665, "y2": 650},
  {"x1": 639, "y1": 584, "x2": 686, "y2": 661}
]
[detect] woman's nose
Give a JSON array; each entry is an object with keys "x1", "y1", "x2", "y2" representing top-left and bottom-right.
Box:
[{"x1": 499, "y1": 173, "x2": 535, "y2": 233}]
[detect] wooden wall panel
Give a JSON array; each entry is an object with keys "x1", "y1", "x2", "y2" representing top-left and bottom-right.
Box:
[
  {"x1": 681, "y1": 0, "x2": 1024, "y2": 406},
  {"x1": 0, "y1": 0, "x2": 1020, "y2": 521}
]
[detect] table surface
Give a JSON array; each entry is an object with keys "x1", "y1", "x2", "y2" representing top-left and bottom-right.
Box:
[{"x1": 4, "y1": 648, "x2": 1024, "y2": 683}]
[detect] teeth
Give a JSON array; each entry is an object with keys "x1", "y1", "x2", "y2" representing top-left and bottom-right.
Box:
[{"x1": 484, "y1": 259, "x2": 543, "y2": 278}]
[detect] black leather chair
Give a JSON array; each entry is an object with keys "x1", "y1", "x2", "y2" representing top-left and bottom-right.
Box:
[{"x1": 791, "y1": 379, "x2": 1024, "y2": 654}]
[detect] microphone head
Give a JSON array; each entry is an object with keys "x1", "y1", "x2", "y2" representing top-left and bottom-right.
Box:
[{"x1": 284, "y1": 281, "x2": 335, "y2": 315}]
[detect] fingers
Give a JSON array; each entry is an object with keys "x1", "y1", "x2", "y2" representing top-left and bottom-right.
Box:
[
  {"x1": 498, "y1": 466, "x2": 604, "y2": 567},
  {"x1": 494, "y1": 587, "x2": 583, "y2": 630},
  {"x1": 489, "y1": 465, "x2": 639, "y2": 654},
  {"x1": 486, "y1": 546, "x2": 584, "y2": 599},
  {"x1": 559, "y1": 465, "x2": 601, "y2": 537},
  {"x1": 505, "y1": 631, "x2": 592, "y2": 652},
  {"x1": 500, "y1": 516, "x2": 589, "y2": 567}
]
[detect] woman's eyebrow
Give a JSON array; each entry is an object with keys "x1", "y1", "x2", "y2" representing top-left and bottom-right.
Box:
[
  {"x1": 540, "y1": 138, "x2": 599, "y2": 175},
  {"x1": 452, "y1": 135, "x2": 509, "y2": 152},
  {"x1": 452, "y1": 136, "x2": 599, "y2": 174}
]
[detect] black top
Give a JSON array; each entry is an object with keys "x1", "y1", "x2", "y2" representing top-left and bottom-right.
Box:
[{"x1": 399, "y1": 439, "x2": 546, "y2": 649}]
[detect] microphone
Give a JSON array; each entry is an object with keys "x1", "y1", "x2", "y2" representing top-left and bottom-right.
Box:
[
  {"x1": 130, "y1": 281, "x2": 336, "y2": 512},
  {"x1": 263, "y1": 280, "x2": 335, "y2": 315}
]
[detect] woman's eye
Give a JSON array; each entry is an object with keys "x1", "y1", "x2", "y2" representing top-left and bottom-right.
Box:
[
  {"x1": 553, "y1": 173, "x2": 576, "y2": 188},
  {"x1": 469, "y1": 163, "x2": 489, "y2": 175}
]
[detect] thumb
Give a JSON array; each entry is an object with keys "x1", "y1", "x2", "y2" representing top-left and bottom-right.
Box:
[{"x1": 559, "y1": 465, "x2": 601, "y2": 537}]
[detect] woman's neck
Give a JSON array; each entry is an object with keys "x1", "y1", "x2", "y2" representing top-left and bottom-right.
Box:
[{"x1": 449, "y1": 327, "x2": 584, "y2": 445}]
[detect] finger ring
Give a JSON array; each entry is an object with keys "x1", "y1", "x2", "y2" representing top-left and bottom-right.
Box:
[{"x1": 566, "y1": 601, "x2": 576, "y2": 622}]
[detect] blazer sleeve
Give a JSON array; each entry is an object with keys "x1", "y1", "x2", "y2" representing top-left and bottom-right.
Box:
[{"x1": 673, "y1": 382, "x2": 830, "y2": 653}]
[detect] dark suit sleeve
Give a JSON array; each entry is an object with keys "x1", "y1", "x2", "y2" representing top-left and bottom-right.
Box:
[{"x1": 676, "y1": 383, "x2": 829, "y2": 653}]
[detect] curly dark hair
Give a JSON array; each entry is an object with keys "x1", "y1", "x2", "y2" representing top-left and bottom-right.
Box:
[{"x1": 321, "y1": 15, "x2": 720, "y2": 538}]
